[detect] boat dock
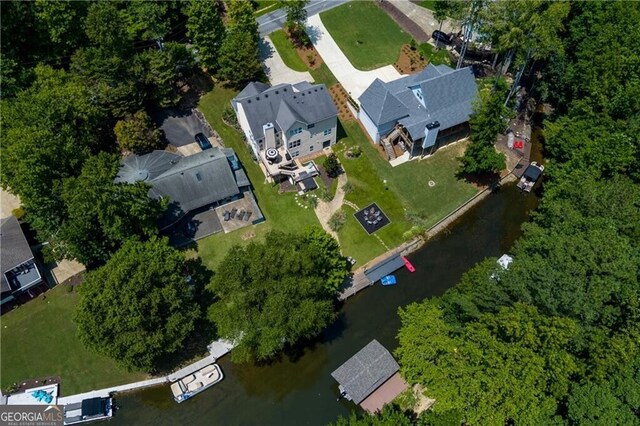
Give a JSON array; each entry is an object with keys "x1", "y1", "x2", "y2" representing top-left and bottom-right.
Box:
[{"x1": 51, "y1": 337, "x2": 235, "y2": 407}]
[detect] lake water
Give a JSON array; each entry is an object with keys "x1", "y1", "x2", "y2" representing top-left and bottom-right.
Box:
[{"x1": 112, "y1": 180, "x2": 539, "y2": 426}]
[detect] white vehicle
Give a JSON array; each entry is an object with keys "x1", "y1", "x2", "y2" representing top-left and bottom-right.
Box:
[{"x1": 517, "y1": 162, "x2": 544, "y2": 193}]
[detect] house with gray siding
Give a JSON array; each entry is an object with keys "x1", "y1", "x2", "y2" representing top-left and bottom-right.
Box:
[
  {"x1": 358, "y1": 64, "x2": 478, "y2": 160},
  {"x1": 232, "y1": 81, "x2": 338, "y2": 181},
  {"x1": 115, "y1": 148, "x2": 249, "y2": 230}
]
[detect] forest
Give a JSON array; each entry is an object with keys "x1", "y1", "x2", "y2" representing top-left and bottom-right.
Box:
[{"x1": 337, "y1": 1, "x2": 640, "y2": 425}]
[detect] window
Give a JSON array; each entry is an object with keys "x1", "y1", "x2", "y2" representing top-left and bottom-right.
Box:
[
  {"x1": 309, "y1": 145, "x2": 314, "y2": 152},
  {"x1": 323, "y1": 128, "x2": 332, "y2": 136},
  {"x1": 291, "y1": 150, "x2": 299, "y2": 158},
  {"x1": 307, "y1": 123, "x2": 315, "y2": 129},
  {"x1": 289, "y1": 127, "x2": 302, "y2": 137},
  {"x1": 288, "y1": 140, "x2": 301, "y2": 149}
]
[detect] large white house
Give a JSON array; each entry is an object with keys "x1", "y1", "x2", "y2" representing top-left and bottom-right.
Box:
[{"x1": 232, "y1": 81, "x2": 338, "y2": 181}]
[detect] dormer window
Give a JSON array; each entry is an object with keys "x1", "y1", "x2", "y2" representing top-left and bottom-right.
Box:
[{"x1": 289, "y1": 127, "x2": 302, "y2": 137}]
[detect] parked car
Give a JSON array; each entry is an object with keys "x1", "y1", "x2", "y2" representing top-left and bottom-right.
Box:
[
  {"x1": 432, "y1": 30, "x2": 451, "y2": 45},
  {"x1": 195, "y1": 132, "x2": 212, "y2": 150}
]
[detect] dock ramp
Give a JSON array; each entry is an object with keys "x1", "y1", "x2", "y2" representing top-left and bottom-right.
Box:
[{"x1": 364, "y1": 253, "x2": 404, "y2": 284}]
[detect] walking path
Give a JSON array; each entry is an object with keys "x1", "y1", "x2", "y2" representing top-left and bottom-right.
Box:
[
  {"x1": 306, "y1": 14, "x2": 401, "y2": 101},
  {"x1": 259, "y1": 36, "x2": 313, "y2": 86},
  {"x1": 314, "y1": 173, "x2": 348, "y2": 240}
]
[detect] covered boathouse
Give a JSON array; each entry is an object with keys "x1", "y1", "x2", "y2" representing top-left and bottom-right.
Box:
[{"x1": 331, "y1": 339, "x2": 408, "y2": 413}]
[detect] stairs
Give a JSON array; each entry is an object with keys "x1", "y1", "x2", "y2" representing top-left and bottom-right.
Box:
[{"x1": 381, "y1": 128, "x2": 400, "y2": 160}]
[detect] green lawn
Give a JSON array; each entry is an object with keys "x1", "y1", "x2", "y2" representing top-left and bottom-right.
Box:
[
  {"x1": 309, "y1": 61, "x2": 338, "y2": 87},
  {"x1": 269, "y1": 30, "x2": 308, "y2": 72},
  {"x1": 420, "y1": 43, "x2": 453, "y2": 66},
  {"x1": 341, "y1": 121, "x2": 479, "y2": 230},
  {"x1": 0, "y1": 285, "x2": 146, "y2": 395},
  {"x1": 419, "y1": 0, "x2": 438, "y2": 11},
  {"x1": 196, "y1": 87, "x2": 319, "y2": 269},
  {"x1": 254, "y1": 0, "x2": 280, "y2": 17},
  {"x1": 320, "y1": 2, "x2": 411, "y2": 70}
]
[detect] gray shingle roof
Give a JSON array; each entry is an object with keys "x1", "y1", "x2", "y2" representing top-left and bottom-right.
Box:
[
  {"x1": 115, "y1": 149, "x2": 242, "y2": 228},
  {"x1": 232, "y1": 82, "x2": 337, "y2": 140},
  {"x1": 359, "y1": 65, "x2": 478, "y2": 140},
  {"x1": 331, "y1": 339, "x2": 399, "y2": 404},
  {"x1": 1, "y1": 216, "x2": 35, "y2": 293}
]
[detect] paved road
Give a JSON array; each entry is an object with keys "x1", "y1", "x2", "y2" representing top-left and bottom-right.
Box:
[{"x1": 258, "y1": 0, "x2": 348, "y2": 35}]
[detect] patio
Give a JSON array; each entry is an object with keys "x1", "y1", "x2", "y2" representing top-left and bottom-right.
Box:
[{"x1": 215, "y1": 192, "x2": 265, "y2": 234}]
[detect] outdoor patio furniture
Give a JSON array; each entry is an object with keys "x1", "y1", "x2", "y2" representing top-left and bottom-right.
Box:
[
  {"x1": 244, "y1": 211, "x2": 252, "y2": 221},
  {"x1": 237, "y1": 210, "x2": 246, "y2": 220},
  {"x1": 223, "y1": 211, "x2": 230, "y2": 221},
  {"x1": 230, "y1": 208, "x2": 237, "y2": 218}
]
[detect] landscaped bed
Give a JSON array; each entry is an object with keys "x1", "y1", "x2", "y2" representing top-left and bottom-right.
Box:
[
  {"x1": 0, "y1": 284, "x2": 146, "y2": 395},
  {"x1": 320, "y1": 2, "x2": 411, "y2": 70}
]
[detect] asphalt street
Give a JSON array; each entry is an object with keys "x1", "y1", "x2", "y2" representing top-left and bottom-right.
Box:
[{"x1": 257, "y1": 0, "x2": 348, "y2": 35}]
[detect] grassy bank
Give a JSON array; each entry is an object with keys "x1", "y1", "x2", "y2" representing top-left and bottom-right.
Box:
[
  {"x1": 320, "y1": 2, "x2": 410, "y2": 70},
  {"x1": 0, "y1": 285, "x2": 145, "y2": 395},
  {"x1": 269, "y1": 30, "x2": 308, "y2": 72}
]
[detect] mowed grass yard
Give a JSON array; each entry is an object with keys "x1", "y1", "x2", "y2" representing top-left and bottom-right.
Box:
[
  {"x1": 0, "y1": 285, "x2": 146, "y2": 395},
  {"x1": 320, "y1": 2, "x2": 411, "y2": 70},
  {"x1": 269, "y1": 31, "x2": 307, "y2": 72},
  {"x1": 196, "y1": 87, "x2": 319, "y2": 270},
  {"x1": 341, "y1": 121, "x2": 479, "y2": 229}
]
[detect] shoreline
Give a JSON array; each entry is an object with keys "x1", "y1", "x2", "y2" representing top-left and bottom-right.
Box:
[{"x1": 338, "y1": 172, "x2": 518, "y2": 301}]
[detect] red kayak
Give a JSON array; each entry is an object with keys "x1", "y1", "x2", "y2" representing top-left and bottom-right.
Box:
[{"x1": 402, "y1": 256, "x2": 415, "y2": 273}]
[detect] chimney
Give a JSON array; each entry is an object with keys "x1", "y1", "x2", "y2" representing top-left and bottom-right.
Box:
[{"x1": 263, "y1": 123, "x2": 276, "y2": 150}]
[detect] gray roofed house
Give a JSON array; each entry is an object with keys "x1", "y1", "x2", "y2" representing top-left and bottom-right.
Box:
[
  {"x1": 115, "y1": 148, "x2": 246, "y2": 230},
  {"x1": 232, "y1": 81, "x2": 338, "y2": 181},
  {"x1": 1, "y1": 216, "x2": 43, "y2": 306},
  {"x1": 331, "y1": 339, "x2": 400, "y2": 405},
  {"x1": 358, "y1": 64, "x2": 478, "y2": 160}
]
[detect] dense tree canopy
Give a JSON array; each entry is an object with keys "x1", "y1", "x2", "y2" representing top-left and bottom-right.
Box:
[
  {"x1": 55, "y1": 153, "x2": 165, "y2": 267},
  {"x1": 458, "y1": 83, "x2": 508, "y2": 176},
  {"x1": 208, "y1": 228, "x2": 349, "y2": 363},
  {"x1": 75, "y1": 237, "x2": 201, "y2": 371},
  {"x1": 390, "y1": 2, "x2": 640, "y2": 425},
  {"x1": 217, "y1": 0, "x2": 263, "y2": 87},
  {"x1": 114, "y1": 110, "x2": 165, "y2": 154},
  {"x1": 185, "y1": 0, "x2": 225, "y2": 70}
]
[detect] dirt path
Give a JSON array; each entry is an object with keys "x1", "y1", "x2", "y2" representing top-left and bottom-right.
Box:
[{"x1": 314, "y1": 173, "x2": 348, "y2": 240}]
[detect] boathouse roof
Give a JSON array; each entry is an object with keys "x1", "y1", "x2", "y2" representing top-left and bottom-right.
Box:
[{"x1": 331, "y1": 339, "x2": 399, "y2": 405}]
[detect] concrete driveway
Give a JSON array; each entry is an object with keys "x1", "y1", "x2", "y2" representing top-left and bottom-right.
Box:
[
  {"x1": 260, "y1": 37, "x2": 313, "y2": 85},
  {"x1": 306, "y1": 14, "x2": 401, "y2": 101},
  {"x1": 393, "y1": 0, "x2": 461, "y2": 40}
]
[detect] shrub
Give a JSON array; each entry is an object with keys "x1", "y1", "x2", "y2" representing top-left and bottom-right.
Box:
[
  {"x1": 222, "y1": 105, "x2": 240, "y2": 130},
  {"x1": 342, "y1": 181, "x2": 355, "y2": 194},
  {"x1": 319, "y1": 186, "x2": 333, "y2": 202},
  {"x1": 328, "y1": 209, "x2": 347, "y2": 232},
  {"x1": 11, "y1": 207, "x2": 25, "y2": 219},
  {"x1": 409, "y1": 38, "x2": 417, "y2": 50},
  {"x1": 346, "y1": 145, "x2": 362, "y2": 158},
  {"x1": 323, "y1": 153, "x2": 341, "y2": 178}
]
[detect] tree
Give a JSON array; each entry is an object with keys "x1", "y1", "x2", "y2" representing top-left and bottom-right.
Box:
[
  {"x1": 208, "y1": 228, "x2": 348, "y2": 363},
  {"x1": 121, "y1": 0, "x2": 169, "y2": 42},
  {"x1": 396, "y1": 302, "x2": 578, "y2": 425},
  {"x1": 226, "y1": 0, "x2": 259, "y2": 44},
  {"x1": 283, "y1": 0, "x2": 309, "y2": 46},
  {"x1": 75, "y1": 237, "x2": 201, "y2": 371},
  {"x1": 217, "y1": 30, "x2": 263, "y2": 88},
  {"x1": 0, "y1": 65, "x2": 106, "y2": 238},
  {"x1": 457, "y1": 84, "x2": 508, "y2": 176},
  {"x1": 185, "y1": 0, "x2": 225, "y2": 70},
  {"x1": 56, "y1": 153, "x2": 165, "y2": 267},
  {"x1": 134, "y1": 42, "x2": 197, "y2": 108},
  {"x1": 34, "y1": 0, "x2": 89, "y2": 55},
  {"x1": 332, "y1": 404, "x2": 414, "y2": 426},
  {"x1": 566, "y1": 383, "x2": 639, "y2": 426},
  {"x1": 323, "y1": 153, "x2": 341, "y2": 178},
  {"x1": 84, "y1": 1, "x2": 131, "y2": 53},
  {"x1": 114, "y1": 111, "x2": 165, "y2": 154}
]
